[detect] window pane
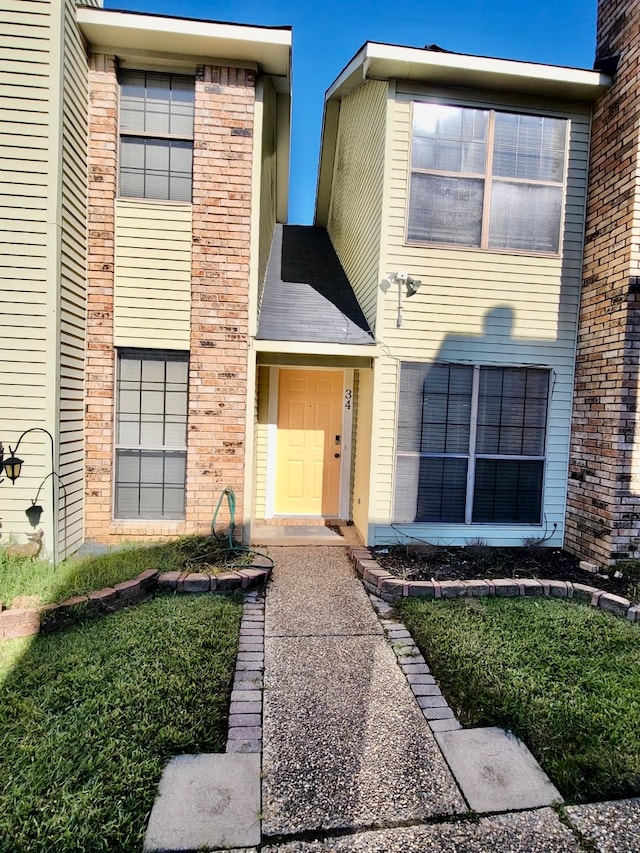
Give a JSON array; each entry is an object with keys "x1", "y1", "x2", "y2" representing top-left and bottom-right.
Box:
[
  {"x1": 488, "y1": 181, "x2": 562, "y2": 253},
  {"x1": 472, "y1": 459, "x2": 543, "y2": 523},
  {"x1": 119, "y1": 70, "x2": 146, "y2": 132},
  {"x1": 408, "y1": 173, "x2": 484, "y2": 245},
  {"x1": 397, "y1": 363, "x2": 472, "y2": 453},
  {"x1": 412, "y1": 104, "x2": 488, "y2": 173},
  {"x1": 422, "y1": 364, "x2": 473, "y2": 453},
  {"x1": 119, "y1": 137, "x2": 146, "y2": 198},
  {"x1": 476, "y1": 367, "x2": 548, "y2": 456},
  {"x1": 394, "y1": 455, "x2": 468, "y2": 523},
  {"x1": 493, "y1": 113, "x2": 566, "y2": 182},
  {"x1": 397, "y1": 363, "x2": 430, "y2": 453},
  {"x1": 120, "y1": 70, "x2": 194, "y2": 136},
  {"x1": 115, "y1": 450, "x2": 186, "y2": 519},
  {"x1": 116, "y1": 352, "x2": 188, "y2": 518}
]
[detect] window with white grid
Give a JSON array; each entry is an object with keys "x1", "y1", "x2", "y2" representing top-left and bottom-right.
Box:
[
  {"x1": 394, "y1": 363, "x2": 549, "y2": 524},
  {"x1": 119, "y1": 70, "x2": 194, "y2": 202},
  {"x1": 115, "y1": 350, "x2": 189, "y2": 519},
  {"x1": 408, "y1": 103, "x2": 568, "y2": 254}
]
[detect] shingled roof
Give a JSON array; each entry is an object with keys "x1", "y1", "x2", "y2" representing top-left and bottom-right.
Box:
[{"x1": 256, "y1": 225, "x2": 375, "y2": 345}]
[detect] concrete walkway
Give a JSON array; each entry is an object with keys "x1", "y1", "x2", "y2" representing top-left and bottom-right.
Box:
[
  {"x1": 145, "y1": 543, "x2": 640, "y2": 852},
  {"x1": 260, "y1": 546, "x2": 578, "y2": 852}
]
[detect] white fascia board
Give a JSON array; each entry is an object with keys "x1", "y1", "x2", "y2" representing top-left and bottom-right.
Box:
[
  {"x1": 253, "y1": 340, "x2": 378, "y2": 358},
  {"x1": 76, "y1": 6, "x2": 291, "y2": 89},
  {"x1": 316, "y1": 41, "x2": 609, "y2": 223},
  {"x1": 327, "y1": 42, "x2": 610, "y2": 103}
]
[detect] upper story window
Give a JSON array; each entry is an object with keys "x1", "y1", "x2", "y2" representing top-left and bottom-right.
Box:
[
  {"x1": 408, "y1": 103, "x2": 568, "y2": 254},
  {"x1": 119, "y1": 70, "x2": 195, "y2": 202}
]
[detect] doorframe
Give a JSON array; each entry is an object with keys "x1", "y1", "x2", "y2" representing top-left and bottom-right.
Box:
[{"x1": 265, "y1": 366, "x2": 353, "y2": 519}]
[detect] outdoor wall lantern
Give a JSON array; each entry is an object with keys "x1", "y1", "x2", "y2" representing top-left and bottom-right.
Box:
[
  {"x1": 0, "y1": 427, "x2": 54, "y2": 484},
  {"x1": 0, "y1": 427, "x2": 62, "y2": 565},
  {"x1": 25, "y1": 502, "x2": 44, "y2": 528},
  {"x1": 1, "y1": 450, "x2": 24, "y2": 483}
]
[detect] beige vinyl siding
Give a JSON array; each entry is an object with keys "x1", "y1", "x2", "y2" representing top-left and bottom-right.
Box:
[
  {"x1": 0, "y1": 0, "x2": 52, "y2": 543},
  {"x1": 253, "y1": 365, "x2": 270, "y2": 519},
  {"x1": 57, "y1": 0, "x2": 97, "y2": 556},
  {"x1": 351, "y1": 367, "x2": 374, "y2": 541},
  {"x1": 367, "y1": 89, "x2": 592, "y2": 546},
  {"x1": 327, "y1": 79, "x2": 387, "y2": 331},
  {"x1": 114, "y1": 199, "x2": 193, "y2": 348},
  {"x1": 257, "y1": 77, "x2": 277, "y2": 309}
]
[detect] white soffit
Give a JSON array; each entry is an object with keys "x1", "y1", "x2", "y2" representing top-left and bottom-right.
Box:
[
  {"x1": 328, "y1": 42, "x2": 610, "y2": 102},
  {"x1": 76, "y1": 7, "x2": 291, "y2": 89}
]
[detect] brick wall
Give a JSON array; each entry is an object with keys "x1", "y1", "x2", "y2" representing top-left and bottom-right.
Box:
[
  {"x1": 187, "y1": 65, "x2": 255, "y2": 529},
  {"x1": 85, "y1": 53, "x2": 118, "y2": 541},
  {"x1": 566, "y1": 0, "x2": 640, "y2": 563},
  {"x1": 84, "y1": 60, "x2": 255, "y2": 544}
]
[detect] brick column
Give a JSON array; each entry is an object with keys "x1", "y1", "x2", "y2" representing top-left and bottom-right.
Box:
[
  {"x1": 187, "y1": 65, "x2": 255, "y2": 530},
  {"x1": 567, "y1": 0, "x2": 640, "y2": 563},
  {"x1": 84, "y1": 54, "x2": 118, "y2": 541}
]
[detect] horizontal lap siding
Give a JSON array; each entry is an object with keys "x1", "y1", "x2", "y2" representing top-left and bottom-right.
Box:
[
  {"x1": 114, "y1": 199, "x2": 193, "y2": 349},
  {"x1": 0, "y1": 0, "x2": 51, "y2": 537},
  {"x1": 253, "y1": 366, "x2": 270, "y2": 519},
  {"x1": 371, "y1": 89, "x2": 591, "y2": 546},
  {"x1": 59, "y1": 0, "x2": 93, "y2": 557},
  {"x1": 327, "y1": 79, "x2": 387, "y2": 331},
  {"x1": 257, "y1": 79, "x2": 277, "y2": 311}
]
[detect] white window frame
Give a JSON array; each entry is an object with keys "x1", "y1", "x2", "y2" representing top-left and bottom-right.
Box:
[
  {"x1": 394, "y1": 363, "x2": 551, "y2": 525},
  {"x1": 118, "y1": 69, "x2": 195, "y2": 202},
  {"x1": 114, "y1": 349, "x2": 189, "y2": 520},
  {"x1": 407, "y1": 101, "x2": 569, "y2": 255}
]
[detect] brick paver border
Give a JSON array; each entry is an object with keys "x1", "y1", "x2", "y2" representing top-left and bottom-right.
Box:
[
  {"x1": 0, "y1": 558, "x2": 273, "y2": 641},
  {"x1": 349, "y1": 547, "x2": 640, "y2": 623}
]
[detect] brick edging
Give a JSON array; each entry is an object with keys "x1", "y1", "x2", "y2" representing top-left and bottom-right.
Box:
[
  {"x1": 226, "y1": 589, "x2": 265, "y2": 754},
  {"x1": 349, "y1": 547, "x2": 640, "y2": 623},
  {"x1": 0, "y1": 558, "x2": 273, "y2": 641}
]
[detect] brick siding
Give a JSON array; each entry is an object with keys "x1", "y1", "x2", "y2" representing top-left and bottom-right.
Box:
[
  {"x1": 567, "y1": 0, "x2": 640, "y2": 563},
  {"x1": 84, "y1": 58, "x2": 255, "y2": 543}
]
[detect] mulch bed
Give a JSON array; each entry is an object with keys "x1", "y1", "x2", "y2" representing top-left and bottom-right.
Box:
[{"x1": 372, "y1": 543, "x2": 640, "y2": 603}]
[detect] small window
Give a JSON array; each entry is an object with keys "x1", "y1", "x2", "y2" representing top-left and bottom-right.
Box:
[
  {"x1": 119, "y1": 70, "x2": 194, "y2": 202},
  {"x1": 115, "y1": 350, "x2": 189, "y2": 519},
  {"x1": 408, "y1": 103, "x2": 567, "y2": 254},
  {"x1": 394, "y1": 363, "x2": 549, "y2": 525}
]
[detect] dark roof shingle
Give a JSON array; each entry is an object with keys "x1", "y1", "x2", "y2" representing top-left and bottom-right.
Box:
[{"x1": 256, "y1": 225, "x2": 375, "y2": 345}]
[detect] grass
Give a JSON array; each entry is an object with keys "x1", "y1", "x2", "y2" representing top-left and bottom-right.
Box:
[
  {"x1": 0, "y1": 592, "x2": 242, "y2": 852},
  {"x1": 0, "y1": 535, "x2": 230, "y2": 607},
  {"x1": 399, "y1": 596, "x2": 640, "y2": 804}
]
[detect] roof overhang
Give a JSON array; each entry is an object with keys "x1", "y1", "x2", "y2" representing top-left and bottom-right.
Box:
[
  {"x1": 316, "y1": 42, "x2": 611, "y2": 223},
  {"x1": 328, "y1": 42, "x2": 610, "y2": 103},
  {"x1": 76, "y1": 6, "x2": 291, "y2": 92}
]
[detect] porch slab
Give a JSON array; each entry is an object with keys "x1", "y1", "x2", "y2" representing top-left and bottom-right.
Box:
[
  {"x1": 143, "y1": 753, "x2": 261, "y2": 852},
  {"x1": 434, "y1": 727, "x2": 562, "y2": 813},
  {"x1": 251, "y1": 524, "x2": 344, "y2": 546}
]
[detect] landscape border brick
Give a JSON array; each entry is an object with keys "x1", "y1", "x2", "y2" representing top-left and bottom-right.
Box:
[
  {"x1": 0, "y1": 560, "x2": 272, "y2": 643},
  {"x1": 349, "y1": 546, "x2": 640, "y2": 623}
]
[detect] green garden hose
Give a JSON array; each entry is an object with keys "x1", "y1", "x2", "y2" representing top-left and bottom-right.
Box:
[{"x1": 211, "y1": 487, "x2": 274, "y2": 570}]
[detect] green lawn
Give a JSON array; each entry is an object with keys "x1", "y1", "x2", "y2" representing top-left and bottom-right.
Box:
[
  {"x1": 0, "y1": 593, "x2": 242, "y2": 852},
  {"x1": 0, "y1": 535, "x2": 227, "y2": 607},
  {"x1": 399, "y1": 596, "x2": 640, "y2": 804}
]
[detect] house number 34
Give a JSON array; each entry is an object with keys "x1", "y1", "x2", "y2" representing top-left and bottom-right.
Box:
[{"x1": 344, "y1": 388, "x2": 352, "y2": 410}]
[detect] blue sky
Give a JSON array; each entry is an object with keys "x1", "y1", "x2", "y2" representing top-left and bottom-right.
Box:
[{"x1": 105, "y1": 0, "x2": 597, "y2": 224}]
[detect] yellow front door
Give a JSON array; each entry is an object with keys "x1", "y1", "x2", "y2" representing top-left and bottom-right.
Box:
[{"x1": 275, "y1": 369, "x2": 343, "y2": 516}]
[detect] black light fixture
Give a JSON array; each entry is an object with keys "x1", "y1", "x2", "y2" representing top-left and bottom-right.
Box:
[
  {"x1": 2, "y1": 452, "x2": 24, "y2": 483},
  {"x1": 406, "y1": 276, "x2": 422, "y2": 297},
  {"x1": 0, "y1": 428, "x2": 59, "y2": 564},
  {"x1": 25, "y1": 502, "x2": 44, "y2": 527}
]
